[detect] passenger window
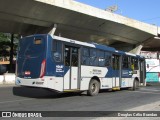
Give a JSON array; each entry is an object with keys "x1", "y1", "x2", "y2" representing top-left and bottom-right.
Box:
[
  {"x1": 72, "y1": 47, "x2": 78, "y2": 66},
  {"x1": 82, "y1": 47, "x2": 89, "y2": 65},
  {"x1": 52, "y1": 40, "x2": 62, "y2": 62},
  {"x1": 122, "y1": 56, "x2": 130, "y2": 69},
  {"x1": 112, "y1": 55, "x2": 120, "y2": 70},
  {"x1": 65, "y1": 47, "x2": 70, "y2": 66},
  {"x1": 131, "y1": 58, "x2": 139, "y2": 70},
  {"x1": 90, "y1": 49, "x2": 98, "y2": 66},
  {"x1": 53, "y1": 52, "x2": 61, "y2": 62},
  {"x1": 98, "y1": 51, "x2": 105, "y2": 67},
  {"x1": 83, "y1": 48, "x2": 89, "y2": 56},
  {"x1": 105, "y1": 52, "x2": 111, "y2": 66}
]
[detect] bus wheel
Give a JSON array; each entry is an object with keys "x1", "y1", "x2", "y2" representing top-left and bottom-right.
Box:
[
  {"x1": 87, "y1": 79, "x2": 100, "y2": 96},
  {"x1": 132, "y1": 80, "x2": 139, "y2": 91}
]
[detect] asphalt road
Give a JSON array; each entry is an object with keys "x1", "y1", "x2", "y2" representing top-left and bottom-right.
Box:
[{"x1": 0, "y1": 84, "x2": 160, "y2": 119}]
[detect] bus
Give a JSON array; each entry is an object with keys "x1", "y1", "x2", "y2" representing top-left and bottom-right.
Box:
[
  {"x1": 141, "y1": 51, "x2": 160, "y2": 83},
  {"x1": 16, "y1": 34, "x2": 146, "y2": 96}
]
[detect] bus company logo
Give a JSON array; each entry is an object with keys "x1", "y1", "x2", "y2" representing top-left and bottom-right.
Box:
[
  {"x1": 2, "y1": 112, "x2": 11, "y2": 117},
  {"x1": 56, "y1": 65, "x2": 63, "y2": 69},
  {"x1": 56, "y1": 65, "x2": 64, "y2": 72},
  {"x1": 35, "y1": 82, "x2": 44, "y2": 85},
  {"x1": 122, "y1": 70, "x2": 129, "y2": 75}
]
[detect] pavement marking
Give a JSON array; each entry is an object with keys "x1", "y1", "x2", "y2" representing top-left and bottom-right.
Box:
[
  {"x1": 0, "y1": 98, "x2": 34, "y2": 104},
  {"x1": 129, "y1": 91, "x2": 160, "y2": 95},
  {"x1": 140, "y1": 88, "x2": 160, "y2": 92}
]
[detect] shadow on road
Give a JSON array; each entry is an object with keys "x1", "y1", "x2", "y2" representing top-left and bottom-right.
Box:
[
  {"x1": 12, "y1": 86, "x2": 84, "y2": 99},
  {"x1": 12, "y1": 86, "x2": 137, "y2": 99}
]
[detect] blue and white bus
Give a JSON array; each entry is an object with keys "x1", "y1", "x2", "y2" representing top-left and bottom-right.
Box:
[{"x1": 16, "y1": 34, "x2": 145, "y2": 96}]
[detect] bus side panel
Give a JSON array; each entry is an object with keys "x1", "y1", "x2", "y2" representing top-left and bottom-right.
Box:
[
  {"x1": 47, "y1": 77, "x2": 63, "y2": 91},
  {"x1": 121, "y1": 69, "x2": 132, "y2": 87},
  {"x1": 63, "y1": 67, "x2": 70, "y2": 89},
  {"x1": 121, "y1": 78, "x2": 132, "y2": 87},
  {"x1": 80, "y1": 78, "x2": 90, "y2": 90},
  {"x1": 80, "y1": 65, "x2": 110, "y2": 90},
  {"x1": 45, "y1": 36, "x2": 65, "y2": 91},
  {"x1": 81, "y1": 66, "x2": 108, "y2": 78},
  {"x1": 100, "y1": 78, "x2": 113, "y2": 89}
]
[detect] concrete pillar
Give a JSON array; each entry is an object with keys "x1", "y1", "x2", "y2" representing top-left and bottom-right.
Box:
[
  {"x1": 48, "y1": 24, "x2": 57, "y2": 37},
  {"x1": 129, "y1": 44, "x2": 143, "y2": 55},
  {"x1": 9, "y1": 34, "x2": 14, "y2": 72}
]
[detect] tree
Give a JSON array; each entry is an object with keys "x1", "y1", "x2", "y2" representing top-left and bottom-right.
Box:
[
  {"x1": 0, "y1": 33, "x2": 11, "y2": 58},
  {"x1": 0, "y1": 33, "x2": 19, "y2": 58}
]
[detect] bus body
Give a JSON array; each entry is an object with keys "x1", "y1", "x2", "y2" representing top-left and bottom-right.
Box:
[{"x1": 16, "y1": 34, "x2": 145, "y2": 95}]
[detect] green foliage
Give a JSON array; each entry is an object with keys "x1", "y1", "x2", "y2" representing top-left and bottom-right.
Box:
[
  {"x1": 0, "y1": 33, "x2": 10, "y2": 42},
  {"x1": 0, "y1": 32, "x2": 19, "y2": 57}
]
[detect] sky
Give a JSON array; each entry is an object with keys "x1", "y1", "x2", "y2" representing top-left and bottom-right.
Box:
[{"x1": 76, "y1": 0, "x2": 160, "y2": 26}]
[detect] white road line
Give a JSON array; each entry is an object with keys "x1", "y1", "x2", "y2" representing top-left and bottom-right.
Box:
[
  {"x1": 129, "y1": 91, "x2": 160, "y2": 95},
  {"x1": 0, "y1": 98, "x2": 34, "y2": 104},
  {"x1": 140, "y1": 88, "x2": 160, "y2": 92}
]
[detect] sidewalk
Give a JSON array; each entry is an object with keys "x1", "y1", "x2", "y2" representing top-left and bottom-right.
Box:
[
  {"x1": 0, "y1": 84, "x2": 15, "y2": 87},
  {"x1": 0, "y1": 73, "x2": 15, "y2": 85}
]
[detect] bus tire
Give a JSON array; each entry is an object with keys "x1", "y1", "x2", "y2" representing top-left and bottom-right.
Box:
[
  {"x1": 132, "y1": 80, "x2": 139, "y2": 91},
  {"x1": 87, "y1": 79, "x2": 100, "y2": 96}
]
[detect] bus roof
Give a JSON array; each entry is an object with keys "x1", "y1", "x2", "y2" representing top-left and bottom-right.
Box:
[
  {"x1": 22, "y1": 34, "x2": 144, "y2": 58},
  {"x1": 53, "y1": 35, "x2": 139, "y2": 56}
]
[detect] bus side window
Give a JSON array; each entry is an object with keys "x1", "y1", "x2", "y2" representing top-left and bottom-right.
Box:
[
  {"x1": 112, "y1": 55, "x2": 119, "y2": 70},
  {"x1": 71, "y1": 47, "x2": 78, "y2": 66},
  {"x1": 82, "y1": 47, "x2": 89, "y2": 65},
  {"x1": 105, "y1": 52, "x2": 111, "y2": 67},
  {"x1": 52, "y1": 40, "x2": 62, "y2": 62},
  {"x1": 134, "y1": 58, "x2": 139, "y2": 70},
  {"x1": 122, "y1": 56, "x2": 130, "y2": 69},
  {"x1": 90, "y1": 49, "x2": 98, "y2": 66},
  {"x1": 65, "y1": 47, "x2": 70, "y2": 66},
  {"x1": 131, "y1": 57, "x2": 139, "y2": 70},
  {"x1": 98, "y1": 50, "x2": 105, "y2": 67}
]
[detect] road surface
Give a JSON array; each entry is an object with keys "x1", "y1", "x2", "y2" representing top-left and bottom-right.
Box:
[{"x1": 0, "y1": 84, "x2": 160, "y2": 119}]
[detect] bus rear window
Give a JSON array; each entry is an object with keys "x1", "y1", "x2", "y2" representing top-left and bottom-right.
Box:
[{"x1": 18, "y1": 37, "x2": 45, "y2": 56}]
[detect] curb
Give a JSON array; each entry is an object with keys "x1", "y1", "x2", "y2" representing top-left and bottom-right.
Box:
[{"x1": 0, "y1": 84, "x2": 16, "y2": 87}]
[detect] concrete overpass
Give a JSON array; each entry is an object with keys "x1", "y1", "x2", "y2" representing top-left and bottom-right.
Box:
[{"x1": 0, "y1": 0, "x2": 160, "y2": 53}]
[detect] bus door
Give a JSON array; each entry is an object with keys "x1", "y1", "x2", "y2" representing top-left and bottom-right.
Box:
[
  {"x1": 112, "y1": 54, "x2": 121, "y2": 88},
  {"x1": 139, "y1": 59, "x2": 146, "y2": 85},
  {"x1": 64, "y1": 46, "x2": 80, "y2": 90}
]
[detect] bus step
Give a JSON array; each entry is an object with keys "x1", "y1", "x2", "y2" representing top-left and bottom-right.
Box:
[
  {"x1": 63, "y1": 89, "x2": 80, "y2": 92},
  {"x1": 112, "y1": 87, "x2": 120, "y2": 91}
]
